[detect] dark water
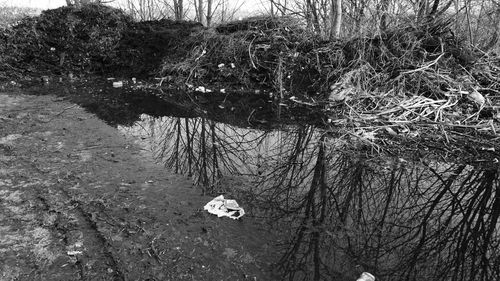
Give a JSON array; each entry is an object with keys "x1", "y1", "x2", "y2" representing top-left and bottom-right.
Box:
[
  {"x1": 35, "y1": 80, "x2": 500, "y2": 281},
  {"x1": 119, "y1": 114, "x2": 500, "y2": 281}
]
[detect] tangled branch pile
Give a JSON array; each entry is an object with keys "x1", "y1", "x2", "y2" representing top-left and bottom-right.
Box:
[{"x1": 161, "y1": 16, "x2": 500, "y2": 136}]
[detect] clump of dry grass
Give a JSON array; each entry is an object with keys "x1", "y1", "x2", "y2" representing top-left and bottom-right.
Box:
[
  {"x1": 160, "y1": 16, "x2": 499, "y2": 139},
  {"x1": 161, "y1": 16, "x2": 313, "y2": 89}
]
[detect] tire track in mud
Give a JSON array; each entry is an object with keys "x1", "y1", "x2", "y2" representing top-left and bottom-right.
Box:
[
  {"x1": 1, "y1": 136, "x2": 124, "y2": 279},
  {"x1": 29, "y1": 167, "x2": 126, "y2": 281},
  {"x1": 1, "y1": 94, "x2": 126, "y2": 280},
  {"x1": 34, "y1": 189, "x2": 125, "y2": 281},
  {"x1": 67, "y1": 196, "x2": 126, "y2": 281}
]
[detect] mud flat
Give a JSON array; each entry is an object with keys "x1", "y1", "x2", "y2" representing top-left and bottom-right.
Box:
[{"x1": 0, "y1": 91, "x2": 278, "y2": 281}]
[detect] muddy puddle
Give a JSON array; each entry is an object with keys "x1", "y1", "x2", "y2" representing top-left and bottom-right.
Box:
[{"x1": 22, "y1": 80, "x2": 500, "y2": 280}]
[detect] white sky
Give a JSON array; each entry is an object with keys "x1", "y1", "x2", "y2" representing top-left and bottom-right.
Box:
[
  {"x1": 2, "y1": 0, "x2": 66, "y2": 8},
  {"x1": 2, "y1": 0, "x2": 268, "y2": 14}
]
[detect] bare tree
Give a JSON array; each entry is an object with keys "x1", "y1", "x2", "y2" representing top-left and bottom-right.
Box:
[
  {"x1": 191, "y1": 0, "x2": 245, "y2": 26},
  {"x1": 330, "y1": 0, "x2": 342, "y2": 38},
  {"x1": 117, "y1": 0, "x2": 191, "y2": 21},
  {"x1": 206, "y1": 0, "x2": 213, "y2": 26},
  {"x1": 173, "y1": 0, "x2": 184, "y2": 20},
  {"x1": 194, "y1": 0, "x2": 204, "y2": 24},
  {"x1": 217, "y1": 0, "x2": 245, "y2": 22}
]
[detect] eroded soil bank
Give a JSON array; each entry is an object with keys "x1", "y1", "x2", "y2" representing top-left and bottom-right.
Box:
[{"x1": 0, "y1": 91, "x2": 278, "y2": 281}]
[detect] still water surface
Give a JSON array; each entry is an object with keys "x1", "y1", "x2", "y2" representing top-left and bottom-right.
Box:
[
  {"x1": 118, "y1": 113, "x2": 500, "y2": 281},
  {"x1": 41, "y1": 81, "x2": 499, "y2": 280}
]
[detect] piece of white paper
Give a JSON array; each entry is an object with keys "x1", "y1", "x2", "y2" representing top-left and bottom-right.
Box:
[
  {"x1": 357, "y1": 272, "x2": 375, "y2": 281},
  {"x1": 203, "y1": 195, "x2": 245, "y2": 219}
]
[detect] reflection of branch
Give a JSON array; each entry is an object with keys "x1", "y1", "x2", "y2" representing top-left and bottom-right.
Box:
[
  {"x1": 149, "y1": 116, "x2": 265, "y2": 193},
  {"x1": 278, "y1": 136, "x2": 334, "y2": 281},
  {"x1": 266, "y1": 138, "x2": 500, "y2": 280},
  {"x1": 135, "y1": 114, "x2": 500, "y2": 280}
]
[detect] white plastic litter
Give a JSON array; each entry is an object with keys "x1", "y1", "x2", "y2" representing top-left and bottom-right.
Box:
[
  {"x1": 356, "y1": 272, "x2": 375, "y2": 281},
  {"x1": 67, "y1": 250, "x2": 82, "y2": 256},
  {"x1": 195, "y1": 86, "x2": 206, "y2": 93},
  {"x1": 203, "y1": 195, "x2": 245, "y2": 219},
  {"x1": 113, "y1": 81, "x2": 123, "y2": 88}
]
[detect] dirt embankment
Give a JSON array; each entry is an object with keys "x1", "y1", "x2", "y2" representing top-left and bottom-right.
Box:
[
  {"x1": 0, "y1": 4, "x2": 202, "y2": 79},
  {"x1": 2, "y1": 4, "x2": 497, "y2": 146},
  {"x1": 0, "y1": 91, "x2": 278, "y2": 280}
]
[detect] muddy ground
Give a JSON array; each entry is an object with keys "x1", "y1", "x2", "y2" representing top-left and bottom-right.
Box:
[{"x1": 0, "y1": 90, "x2": 278, "y2": 281}]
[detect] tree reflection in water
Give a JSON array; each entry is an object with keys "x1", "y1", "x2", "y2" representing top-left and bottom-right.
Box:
[
  {"x1": 123, "y1": 114, "x2": 500, "y2": 281},
  {"x1": 131, "y1": 115, "x2": 267, "y2": 194}
]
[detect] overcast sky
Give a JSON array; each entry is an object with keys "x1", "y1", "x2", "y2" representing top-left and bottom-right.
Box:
[
  {"x1": 2, "y1": 0, "x2": 267, "y2": 15},
  {"x1": 2, "y1": 0, "x2": 65, "y2": 8}
]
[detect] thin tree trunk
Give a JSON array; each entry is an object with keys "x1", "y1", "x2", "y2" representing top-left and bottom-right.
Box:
[
  {"x1": 330, "y1": 0, "x2": 342, "y2": 39},
  {"x1": 199, "y1": 0, "x2": 204, "y2": 25},
  {"x1": 173, "y1": 0, "x2": 184, "y2": 20},
  {"x1": 305, "y1": 0, "x2": 311, "y2": 30},
  {"x1": 465, "y1": 0, "x2": 473, "y2": 45},
  {"x1": 179, "y1": 0, "x2": 184, "y2": 20},
  {"x1": 206, "y1": 0, "x2": 213, "y2": 27},
  {"x1": 454, "y1": 0, "x2": 459, "y2": 38},
  {"x1": 306, "y1": 0, "x2": 321, "y2": 33}
]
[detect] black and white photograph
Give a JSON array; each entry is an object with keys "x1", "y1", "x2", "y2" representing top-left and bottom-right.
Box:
[{"x1": 1, "y1": 0, "x2": 499, "y2": 280}]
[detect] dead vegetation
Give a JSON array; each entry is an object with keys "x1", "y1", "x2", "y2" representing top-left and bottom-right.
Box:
[
  {"x1": 0, "y1": 4, "x2": 201, "y2": 79},
  {"x1": 0, "y1": 5, "x2": 498, "y2": 145},
  {"x1": 160, "y1": 16, "x2": 500, "y2": 143}
]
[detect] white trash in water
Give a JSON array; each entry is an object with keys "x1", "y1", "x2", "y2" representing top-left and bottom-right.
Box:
[
  {"x1": 113, "y1": 81, "x2": 123, "y2": 88},
  {"x1": 356, "y1": 272, "x2": 375, "y2": 281},
  {"x1": 203, "y1": 195, "x2": 245, "y2": 220}
]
